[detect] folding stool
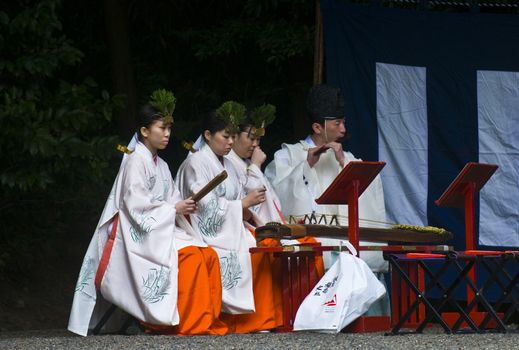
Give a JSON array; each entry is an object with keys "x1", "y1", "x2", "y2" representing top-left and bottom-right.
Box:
[
  {"x1": 90, "y1": 303, "x2": 141, "y2": 335},
  {"x1": 466, "y1": 251, "x2": 519, "y2": 329},
  {"x1": 385, "y1": 251, "x2": 510, "y2": 335}
]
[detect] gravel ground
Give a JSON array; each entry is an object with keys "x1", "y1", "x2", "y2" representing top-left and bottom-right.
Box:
[{"x1": 1, "y1": 329, "x2": 518, "y2": 350}]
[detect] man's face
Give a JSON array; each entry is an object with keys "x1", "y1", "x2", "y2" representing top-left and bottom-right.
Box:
[
  {"x1": 233, "y1": 126, "x2": 260, "y2": 159},
  {"x1": 324, "y1": 118, "x2": 346, "y2": 142}
]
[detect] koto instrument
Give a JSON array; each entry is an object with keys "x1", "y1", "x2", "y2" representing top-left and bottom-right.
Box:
[
  {"x1": 191, "y1": 170, "x2": 228, "y2": 202},
  {"x1": 255, "y1": 223, "x2": 453, "y2": 244}
]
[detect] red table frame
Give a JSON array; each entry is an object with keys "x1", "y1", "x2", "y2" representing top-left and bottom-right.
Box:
[
  {"x1": 315, "y1": 161, "x2": 391, "y2": 331},
  {"x1": 434, "y1": 162, "x2": 499, "y2": 326},
  {"x1": 250, "y1": 244, "x2": 452, "y2": 332}
]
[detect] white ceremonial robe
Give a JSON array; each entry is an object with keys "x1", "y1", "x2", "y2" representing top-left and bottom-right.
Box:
[
  {"x1": 265, "y1": 136, "x2": 388, "y2": 272},
  {"x1": 176, "y1": 145, "x2": 256, "y2": 314},
  {"x1": 226, "y1": 150, "x2": 302, "y2": 246},
  {"x1": 68, "y1": 142, "x2": 206, "y2": 336},
  {"x1": 226, "y1": 150, "x2": 284, "y2": 226}
]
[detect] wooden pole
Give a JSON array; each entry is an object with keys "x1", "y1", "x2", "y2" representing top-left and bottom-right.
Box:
[
  {"x1": 313, "y1": 0, "x2": 324, "y2": 85},
  {"x1": 104, "y1": 0, "x2": 138, "y2": 139}
]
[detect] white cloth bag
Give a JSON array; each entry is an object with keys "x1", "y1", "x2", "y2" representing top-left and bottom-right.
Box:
[{"x1": 293, "y1": 242, "x2": 386, "y2": 333}]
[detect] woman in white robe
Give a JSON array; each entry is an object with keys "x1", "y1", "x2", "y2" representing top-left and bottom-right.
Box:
[
  {"x1": 227, "y1": 144, "x2": 281, "y2": 226},
  {"x1": 68, "y1": 101, "x2": 227, "y2": 336},
  {"x1": 226, "y1": 121, "x2": 296, "y2": 241},
  {"x1": 176, "y1": 109, "x2": 278, "y2": 332},
  {"x1": 225, "y1": 122, "x2": 287, "y2": 329}
]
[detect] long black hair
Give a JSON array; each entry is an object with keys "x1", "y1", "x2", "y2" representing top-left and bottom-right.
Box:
[
  {"x1": 201, "y1": 111, "x2": 232, "y2": 143},
  {"x1": 136, "y1": 104, "x2": 162, "y2": 142}
]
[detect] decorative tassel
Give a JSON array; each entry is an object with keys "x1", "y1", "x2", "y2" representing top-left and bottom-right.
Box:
[{"x1": 116, "y1": 144, "x2": 133, "y2": 155}]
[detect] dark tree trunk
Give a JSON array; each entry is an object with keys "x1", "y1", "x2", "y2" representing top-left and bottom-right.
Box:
[
  {"x1": 313, "y1": 0, "x2": 324, "y2": 85},
  {"x1": 288, "y1": 82, "x2": 310, "y2": 142},
  {"x1": 286, "y1": 0, "x2": 324, "y2": 142},
  {"x1": 103, "y1": 0, "x2": 138, "y2": 139}
]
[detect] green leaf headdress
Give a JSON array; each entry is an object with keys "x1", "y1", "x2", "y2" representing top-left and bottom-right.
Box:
[
  {"x1": 149, "y1": 89, "x2": 177, "y2": 124},
  {"x1": 215, "y1": 101, "x2": 246, "y2": 133},
  {"x1": 250, "y1": 103, "x2": 276, "y2": 137}
]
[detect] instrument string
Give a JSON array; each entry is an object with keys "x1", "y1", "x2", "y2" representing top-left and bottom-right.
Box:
[{"x1": 287, "y1": 213, "x2": 394, "y2": 227}]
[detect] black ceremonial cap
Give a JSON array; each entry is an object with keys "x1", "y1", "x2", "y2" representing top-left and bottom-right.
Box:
[{"x1": 306, "y1": 84, "x2": 345, "y2": 121}]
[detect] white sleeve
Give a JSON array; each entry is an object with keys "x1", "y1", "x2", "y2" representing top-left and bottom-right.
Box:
[
  {"x1": 121, "y1": 158, "x2": 177, "y2": 226},
  {"x1": 264, "y1": 146, "x2": 319, "y2": 216}
]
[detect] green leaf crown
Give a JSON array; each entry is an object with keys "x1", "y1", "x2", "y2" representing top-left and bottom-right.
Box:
[
  {"x1": 149, "y1": 89, "x2": 177, "y2": 124},
  {"x1": 215, "y1": 101, "x2": 246, "y2": 133},
  {"x1": 250, "y1": 103, "x2": 276, "y2": 136}
]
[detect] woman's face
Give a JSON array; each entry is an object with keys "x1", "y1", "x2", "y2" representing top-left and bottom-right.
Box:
[
  {"x1": 233, "y1": 126, "x2": 260, "y2": 159},
  {"x1": 204, "y1": 129, "x2": 234, "y2": 156},
  {"x1": 140, "y1": 119, "x2": 171, "y2": 154}
]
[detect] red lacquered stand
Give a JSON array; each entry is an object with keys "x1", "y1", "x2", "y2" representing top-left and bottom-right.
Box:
[
  {"x1": 434, "y1": 162, "x2": 501, "y2": 328},
  {"x1": 249, "y1": 244, "x2": 320, "y2": 332},
  {"x1": 316, "y1": 161, "x2": 390, "y2": 332}
]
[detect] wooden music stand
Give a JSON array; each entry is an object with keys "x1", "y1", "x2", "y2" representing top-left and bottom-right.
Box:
[
  {"x1": 435, "y1": 162, "x2": 500, "y2": 328},
  {"x1": 435, "y1": 162, "x2": 498, "y2": 251},
  {"x1": 316, "y1": 160, "x2": 389, "y2": 332},
  {"x1": 315, "y1": 161, "x2": 386, "y2": 254}
]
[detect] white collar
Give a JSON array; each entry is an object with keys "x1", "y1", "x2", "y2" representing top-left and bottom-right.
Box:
[
  {"x1": 227, "y1": 149, "x2": 248, "y2": 171},
  {"x1": 134, "y1": 141, "x2": 157, "y2": 163},
  {"x1": 200, "y1": 143, "x2": 226, "y2": 170},
  {"x1": 303, "y1": 135, "x2": 316, "y2": 147}
]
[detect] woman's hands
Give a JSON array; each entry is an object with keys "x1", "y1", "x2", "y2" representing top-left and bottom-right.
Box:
[
  {"x1": 250, "y1": 146, "x2": 267, "y2": 168},
  {"x1": 241, "y1": 187, "x2": 266, "y2": 208},
  {"x1": 175, "y1": 197, "x2": 197, "y2": 215}
]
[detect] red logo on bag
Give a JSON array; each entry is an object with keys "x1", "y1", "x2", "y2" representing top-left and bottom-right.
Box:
[{"x1": 323, "y1": 294, "x2": 337, "y2": 306}]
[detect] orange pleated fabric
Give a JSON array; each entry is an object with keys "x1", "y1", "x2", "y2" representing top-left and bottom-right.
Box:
[
  {"x1": 260, "y1": 238, "x2": 284, "y2": 327},
  {"x1": 143, "y1": 246, "x2": 228, "y2": 335},
  {"x1": 220, "y1": 239, "x2": 280, "y2": 333},
  {"x1": 220, "y1": 233, "x2": 325, "y2": 333},
  {"x1": 220, "y1": 230, "x2": 283, "y2": 333}
]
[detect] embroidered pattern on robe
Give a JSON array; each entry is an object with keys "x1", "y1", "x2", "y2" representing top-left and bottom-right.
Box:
[
  {"x1": 197, "y1": 195, "x2": 226, "y2": 238},
  {"x1": 129, "y1": 209, "x2": 157, "y2": 243},
  {"x1": 141, "y1": 266, "x2": 171, "y2": 303},
  {"x1": 219, "y1": 251, "x2": 242, "y2": 290},
  {"x1": 75, "y1": 256, "x2": 95, "y2": 292}
]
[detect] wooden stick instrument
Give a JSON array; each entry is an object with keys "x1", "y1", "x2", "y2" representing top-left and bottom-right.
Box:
[{"x1": 191, "y1": 170, "x2": 228, "y2": 202}]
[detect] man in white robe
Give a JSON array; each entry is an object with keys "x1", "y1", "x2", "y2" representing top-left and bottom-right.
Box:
[{"x1": 264, "y1": 84, "x2": 389, "y2": 315}]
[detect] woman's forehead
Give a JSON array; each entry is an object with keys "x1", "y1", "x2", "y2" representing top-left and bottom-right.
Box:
[{"x1": 151, "y1": 118, "x2": 172, "y2": 127}]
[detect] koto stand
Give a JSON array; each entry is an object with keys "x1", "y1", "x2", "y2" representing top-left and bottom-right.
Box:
[
  {"x1": 435, "y1": 162, "x2": 499, "y2": 327},
  {"x1": 316, "y1": 161, "x2": 389, "y2": 332}
]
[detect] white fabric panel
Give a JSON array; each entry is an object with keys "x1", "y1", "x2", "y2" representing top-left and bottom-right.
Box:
[
  {"x1": 376, "y1": 63, "x2": 428, "y2": 226},
  {"x1": 478, "y1": 70, "x2": 519, "y2": 247}
]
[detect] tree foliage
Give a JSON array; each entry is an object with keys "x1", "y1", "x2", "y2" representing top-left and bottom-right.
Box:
[
  {"x1": 0, "y1": 0, "x2": 124, "y2": 193},
  {"x1": 116, "y1": 0, "x2": 316, "y2": 163},
  {"x1": 0, "y1": 0, "x2": 123, "y2": 276}
]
